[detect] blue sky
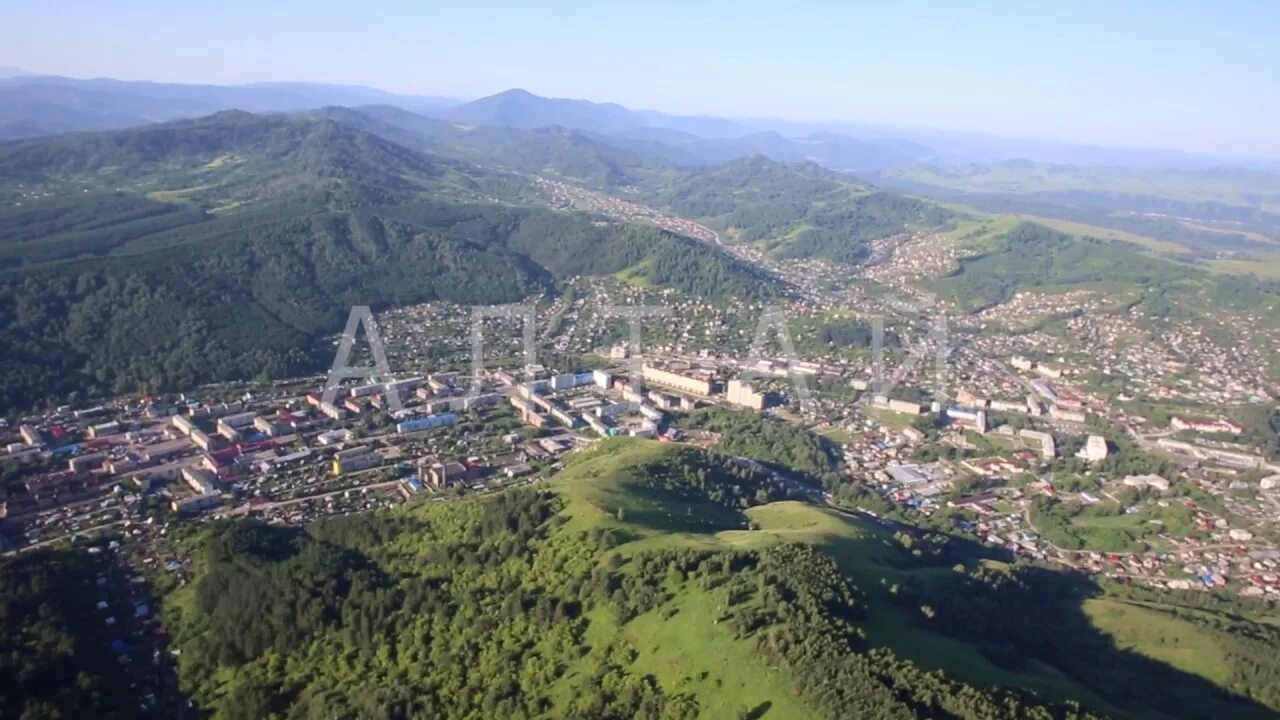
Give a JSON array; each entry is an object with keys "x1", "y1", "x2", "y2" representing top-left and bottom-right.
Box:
[{"x1": 3, "y1": 0, "x2": 1277, "y2": 157}]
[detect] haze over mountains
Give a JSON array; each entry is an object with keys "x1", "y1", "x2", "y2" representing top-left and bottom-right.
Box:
[
  {"x1": 0, "y1": 73, "x2": 459, "y2": 140},
  {"x1": 5, "y1": 71, "x2": 1279, "y2": 173}
]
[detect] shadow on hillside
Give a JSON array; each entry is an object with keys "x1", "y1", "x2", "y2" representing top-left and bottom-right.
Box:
[
  {"x1": 874, "y1": 531, "x2": 1277, "y2": 720},
  {"x1": 610, "y1": 483, "x2": 751, "y2": 535}
]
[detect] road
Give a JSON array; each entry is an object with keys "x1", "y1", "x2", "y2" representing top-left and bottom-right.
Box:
[
  {"x1": 215, "y1": 479, "x2": 403, "y2": 517},
  {"x1": 3, "y1": 518, "x2": 131, "y2": 556}
]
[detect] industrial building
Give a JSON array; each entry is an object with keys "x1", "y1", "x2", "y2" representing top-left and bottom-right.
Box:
[
  {"x1": 1031, "y1": 381, "x2": 1058, "y2": 402},
  {"x1": 1122, "y1": 474, "x2": 1171, "y2": 491}
]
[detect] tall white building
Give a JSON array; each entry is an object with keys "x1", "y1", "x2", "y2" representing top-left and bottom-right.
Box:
[{"x1": 1077, "y1": 435, "x2": 1108, "y2": 462}]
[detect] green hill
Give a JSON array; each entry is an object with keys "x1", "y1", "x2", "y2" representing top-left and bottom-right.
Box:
[
  {"x1": 312, "y1": 105, "x2": 678, "y2": 189},
  {"x1": 146, "y1": 438, "x2": 1280, "y2": 719},
  {"x1": 930, "y1": 221, "x2": 1193, "y2": 312},
  {"x1": 876, "y1": 162, "x2": 1280, "y2": 255},
  {"x1": 929, "y1": 220, "x2": 1280, "y2": 338},
  {"x1": 301, "y1": 109, "x2": 955, "y2": 265},
  {"x1": 641, "y1": 156, "x2": 953, "y2": 263},
  {"x1": 0, "y1": 112, "x2": 774, "y2": 412}
]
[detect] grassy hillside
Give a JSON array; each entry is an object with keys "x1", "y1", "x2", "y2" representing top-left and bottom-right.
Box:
[
  {"x1": 152, "y1": 438, "x2": 1280, "y2": 719},
  {"x1": 926, "y1": 219, "x2": 1280, "y2": 337},
  {"x1": 929, "y1": 221, "x2": 1192, "y2": 312},
  {"x1": 877, "y1": 162, "x2": 1280, "y2": 259},
  {"x1": 882, "y1": 162, "x2": 1280, "y2": 212}
]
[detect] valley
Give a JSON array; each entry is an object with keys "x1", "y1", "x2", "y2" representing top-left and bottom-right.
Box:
[{"x1": 1, "y1": 88, "x2": 1279, "y2": 720}]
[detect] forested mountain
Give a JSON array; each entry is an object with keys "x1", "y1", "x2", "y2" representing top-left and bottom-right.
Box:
[
  {"x1": 297, "y1": 108, "x2": 956, "y2": 266},
  {"x1": 0, "y1": 110, "x2": 524, "y2": 206},
  {"x1": 599, "y1": 129, "x2": 937, "y2": 173},
  {"x1": 445, "y1": 88, "x2": 649, "y2": 135},
  {"x1": 147, "y1": 438, "x2": 1280, "y2": 719},
  {"x1": 165, "y1": 440, "x2": 1082, "y2": 719},
  {"x1": 438, "y1": 91, "x2": 936, "y2": 171},
  {"x1": 931, "y1": 221, "x2": 1280, "y2": 315},
  {"x1": 313, "y1": 106, "x2": 932, "y2": 191},
  {"x1": 312, "y1": 105, "x2": 676, "y2": 189},
  {"x1": 443, "y1": 88, "x2": 753, "y2": 139},
  {"x1": 931, "y1": 222, "x2": 1192, "y2": 312},
  {"x1": 5, "y1": 76, "x2": 1274, "y2": 175},
  {"x1": 0, "y1": 112, "x2": 774, "y2": 412},
  {"x1": 639, "y1": 155, "x2": 953, "y2": 263}
]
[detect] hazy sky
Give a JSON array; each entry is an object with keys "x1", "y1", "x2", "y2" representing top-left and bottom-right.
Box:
[{"x1": 3, "y1": 0, "x2": 1277, "y2": 157}]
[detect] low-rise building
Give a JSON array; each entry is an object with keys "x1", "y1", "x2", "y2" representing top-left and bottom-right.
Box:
[
  {"x1": 887, "y1": 399, "x2": 922, "y2": 415},
  {"x1": 1122, "y1": 474, "x2": 1170, "y2": 492},
  {"x1": 1018, "y1": 429, "x2": 1055, "y2": 460},
  {"x1": 88, "y1": 421, "x2": 120, "y2": 439},
  {"x1": 181, "y1": 466, "x2": 219, "y2": 495},
  {"x1": 1050, "y1": 405, "x2": 1086, "y2": 424},
  {"x1": 68, "y1": 452, "x2": 106, "y2": 473},
  {"x1": 171, "y1": 493, "x2": 221, "y2": 513},
  {"x1": 421, "y1": 460, "x2": 476, "y2": 488},
  {"x1": 318, "y1": 401, "x2": 347, "y2": 421},
  {"x1": 642, "y1": 364, "x2": 714, "y2": 397}
]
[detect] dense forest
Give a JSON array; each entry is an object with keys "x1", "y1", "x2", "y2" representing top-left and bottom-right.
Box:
[
  {"x1": 680, "y1": 406, "x2": 896, "y2": 513},
  {"x1": 0, "y1": 550, "x2": 145, "y2": 719},
  {"x1": 682, "y1": 406, "x2": 844, "y2": 487},
  {"x1": 639, "y1": 156, "x2": 953, "y2": 263},
  {"x1": 930, "y1": 222, "x2": 1193, "y2": 312},
  {"x1": 0, "y1": 113, "x2": 776, "y2": 413}
]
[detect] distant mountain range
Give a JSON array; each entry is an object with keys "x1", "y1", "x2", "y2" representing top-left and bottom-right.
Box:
[
  {"x1": 3, "y1": 72, "x2": 1277, "y2": 259},
  {"x1": 445, "y1": 88, "x2": 754, "y2": 139},
  {"x1": 0, "y1": 74, "x2": 460, "y2": 140},
  {"x1": 6, "y1": 72, "x2": 1280, "y2": 174}
]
